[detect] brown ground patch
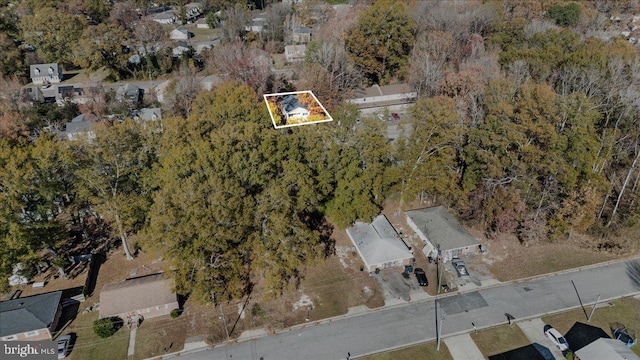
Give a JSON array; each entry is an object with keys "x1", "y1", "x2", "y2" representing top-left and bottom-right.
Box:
[{"x1": 483, "y1": 233, "x2": 621, "y2": 281}]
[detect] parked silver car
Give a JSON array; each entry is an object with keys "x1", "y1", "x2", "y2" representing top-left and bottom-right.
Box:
[{"x1": 451, "y1": 258, "x2": 470, "y2": 279}]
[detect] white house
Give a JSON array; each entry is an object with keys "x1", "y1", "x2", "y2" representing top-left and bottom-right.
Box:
[
  {"x1": 346, "y1": 214, "x2": 414, "y2": 272},
  {"x1": 30, "y1": 64, "x2": 62, "y2": 85},
  {"x1": 280, "y1": 95, "x2": 309, "y2": 121},
  {"x1": 170, "y1": 26, "x2": 192, "y2": 40},
  {"x1": 284, "y1": 44, "x2": 306, "y2": 62}
]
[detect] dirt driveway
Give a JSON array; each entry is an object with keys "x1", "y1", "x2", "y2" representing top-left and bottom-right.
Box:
[{"x1": 373, "y1": 269, "x2": 427, "y2": 303}]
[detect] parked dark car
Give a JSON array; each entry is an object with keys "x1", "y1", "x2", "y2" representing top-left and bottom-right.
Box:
[
  {"x1": 414, "y1": 268, "x2": 428, "y2": 286},
  {"x1": 451, "y1": 258, "x2": 470, "y2": 279}
]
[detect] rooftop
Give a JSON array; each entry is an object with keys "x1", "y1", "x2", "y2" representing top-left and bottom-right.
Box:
[
  {"x1": 346, "y1": 214, "x2": 413, "y2": 269},
  {"x1": 0, "y1": 291, "x2": 62, "y2": 337},
  {"x1": 405, "y1": 206, "x2": 479, "y2": 251},
  {"x1": 99, "y1": 273, "x2": 177, "y2": 318}
]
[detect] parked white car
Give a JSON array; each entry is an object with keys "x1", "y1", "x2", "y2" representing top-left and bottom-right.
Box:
[
  {"x1": 544, "y1": 325, "x2": 569, "y2": 351},
  {"x1": 57, "y1": 334, "x2": 71, "y2": 359}
]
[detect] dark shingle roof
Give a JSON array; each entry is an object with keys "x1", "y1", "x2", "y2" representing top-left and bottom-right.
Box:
[{"x1": 0, "y1": 291, "x2": 62, "y2": 337}]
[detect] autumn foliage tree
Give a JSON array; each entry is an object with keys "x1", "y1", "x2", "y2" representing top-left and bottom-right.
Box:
[{"x1": 344, "y1": 0, "x2": 416, "y2": 84}]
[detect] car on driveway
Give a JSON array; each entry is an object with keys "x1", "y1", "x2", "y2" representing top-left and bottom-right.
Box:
[
  {"x1": 377, "y1": 113, "x2": 386, "y2": 121},
  {"x1": 57, "y1": 334, "x2": 71, "y2": 359},
  {"x1": 451, "y1": 258, "x2": 470, "y2": 279},
  {"x1": 414, "y1": 268, "x2": 428, "y2": 286},
  {"x1": 544, "y1": 325, "x2": 569, "y2": 352}
]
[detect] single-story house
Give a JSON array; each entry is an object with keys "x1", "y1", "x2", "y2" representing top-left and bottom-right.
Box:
[
  {"x1": 63, "y1": 113, "x2": 98, "y2": 141},
  {"x1": 245, "y1": 17, "x2": 266, "y2": 33},
  {"x1": 292, "y1": 26, "x2": 312, "y2": 43},
  {"x1": 170, "y1": 26, "x2": 192, "y2": 40},
  {"x1": 115, "y1": 83, "x2": 141, "y2": 104},
  {"x1": 200, "y1": 74, "x2": 223, "y2": 91},
  {"x1": 346, "y1": 214, "x2": 414, "y2": 272},
  {"x1": 99, "y1": 273, "x2": 179, "y2": 320},
  {"x1": 347, "y1": 83, "x2": 417, "y2": 110},
  {"x1": 130, "y1": 108, "x2": 162, "y2": 121},
  {"x1": 280, "y1": 94, "x2": 309, "y2": 121},
  {"x1": 575, "y1": 338, "x2": 640, "y2": 360},
  {"x1": 284, "y1": 44, "x2": 306, "y2": 62},
  {"x1": 196, "y1": 18, "x2": 209, "y2": 29},
  {"x1": 172, "y1": 41, "x2": 191, "y2": 56},
  {"x1": 405, "y1": 206, "x2": 479, "y2": 262},
  {"x1": 30, "y1": 63, "x2": 62, "y2": 85},
  {"x1": 151, "y1": 9, "x2": 178, "y2": 24},
  {"x1": 0, "y1": 291, "x2": 62, "y2": 341}
]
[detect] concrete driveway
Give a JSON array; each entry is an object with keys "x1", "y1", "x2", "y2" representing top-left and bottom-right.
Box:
[
  {"x1": 443, "y1": 334, "x2": 484, "y2": 360},
  {"x1": 517, "y1": 319, "x2": 565, "y2": 360}
]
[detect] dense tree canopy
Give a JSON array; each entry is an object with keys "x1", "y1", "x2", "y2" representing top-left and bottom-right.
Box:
[{"x1": 344, "y1": 0, "x2": 416, "y2": 84}]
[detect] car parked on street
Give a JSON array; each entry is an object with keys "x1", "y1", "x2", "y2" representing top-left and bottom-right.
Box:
[
  {"x1": 451, "y1": 258, "x2": 470, "y2": 279},
  {"x1": 57, "y1": 334, "x2": 71, "y2": 359},
  {"x1": 414, "y1": 268, "x2": 428, "y2": 286},
  {"x1": 544, "y1": 325, "x2": 569, "y2": 352}
]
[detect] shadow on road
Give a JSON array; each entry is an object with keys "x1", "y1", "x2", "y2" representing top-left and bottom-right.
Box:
[{"x1": 626, "y1": 259, "x2": 640, "y2": 289}]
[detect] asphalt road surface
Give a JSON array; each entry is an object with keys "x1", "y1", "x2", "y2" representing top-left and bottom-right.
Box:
[{"x1": 174, "y1": 258, "x2": 640, "y2": 360}]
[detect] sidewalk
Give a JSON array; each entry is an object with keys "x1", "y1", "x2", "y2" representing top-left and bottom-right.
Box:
[{"x1": 443, "y1": 334, "x2": 484, "y2": 360}]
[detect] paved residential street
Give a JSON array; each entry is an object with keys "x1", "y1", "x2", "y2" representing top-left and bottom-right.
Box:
[{"x1": 169, "y1": 258, "x2": 640, "y2": 360}]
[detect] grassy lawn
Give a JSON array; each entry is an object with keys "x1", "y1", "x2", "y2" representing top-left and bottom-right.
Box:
[
  {"x1": 360, "y1": 341, "x2": 453, "y2": 360},
  {"x1": 65, "y1": 312, "x2": 128, "y2": 360},
  {"x1": 471, "y1": 324, "x2": 531, "y2": 357},
  {"x1": 133, "y1": 315, "x2": 191, "y2": 360},
  {"x1": 542, "y1": 296, "x2": 640, "y2": 356},
  {"x1": 484, "y1": 238, "x2": 619, "y2": 281}
]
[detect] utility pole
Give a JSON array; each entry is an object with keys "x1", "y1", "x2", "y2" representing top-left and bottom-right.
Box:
[
  {"x1": 436, "y1": 244, "x2": 441, "y2": 294},
  {"x1": 588, "y1": 293, "x2": 602, "y2": 322},
  {"x1": 436, "y1": 299, "x2": 441, "y2": 351},
  {"x1": 220, "y1": 303, "x2": 230, "y2": 341}
]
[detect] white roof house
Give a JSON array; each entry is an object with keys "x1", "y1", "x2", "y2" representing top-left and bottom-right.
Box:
[
  {"x1": 284, "y1": 44, "x2": 306, "y2": 62},
  {"x1": 170, "y1": 26, "x2": 192, "y2": 40},
  {"x1": 346, "y1": 214, "x2": 414, "y2": 272},
  {"x1": 575, "y1": 338, "x2": 640, "y2": 360},
  {"x1": 405, "y1": 206, "x2": 479, "y2": 262}
]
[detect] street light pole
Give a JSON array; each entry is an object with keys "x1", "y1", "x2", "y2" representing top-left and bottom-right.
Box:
[
  {"x1": 436, "y1": 244, "x2": 441, "y2": 294},
  {"x1": 588, "y1": 293, "x2": 602, "y2": 322}
]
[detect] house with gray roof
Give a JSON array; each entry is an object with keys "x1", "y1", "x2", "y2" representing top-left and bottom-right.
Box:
[
  {"x1": 30, "y1": 63, "x2": 62, "y2": 85},
  {"x1": 347, "y1": 83, "x2": 417, "y2": 110},
  {"x1": 346, "y1": 214, "x2": 414, "y2": 272},
  {"x1": 292, "y1": 26, "x2": 312, "y2": 43},
  {"x1": 63, "y1": 113, "x2": 98, "y2": 141},
  {"x1": 131, "y1": 108, "x2": 162, "y2": 122},
  {"x1": 100, "y1": 273, "x2": 178, "y2": 320},
  {"x1": 170, "y1": 26, "x2": 192, "y2": 40},
  {"x1": 405, "y1": 206, "x2": 479, "y2": 262},
  {"x1": 0, "y1": 291, "x2": 62, "y2": 341},
  {"x1": 575, "y1": 338, "x2": 640, "y2": 360}
]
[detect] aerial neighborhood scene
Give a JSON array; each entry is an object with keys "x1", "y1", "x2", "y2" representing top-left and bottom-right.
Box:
[{"x1": 2, "y1": 0, "x2": 640, "y2": 359}]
